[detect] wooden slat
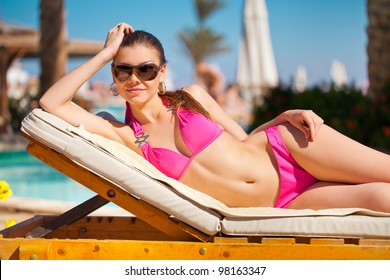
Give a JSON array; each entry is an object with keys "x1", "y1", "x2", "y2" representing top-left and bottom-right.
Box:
[
  {"x1": 44, "y1": 216, "x2": 175, "y2": 241},
  {"x1": 0, "y1": 239, "x2": 25, "y2": 260},
  {"x1": 8, "y1": 238, "x2": 390, "y2": 260}
]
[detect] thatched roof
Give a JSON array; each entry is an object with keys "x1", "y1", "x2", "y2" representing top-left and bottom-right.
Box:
[{"x1": 0, "y1": 20, "x2": 104, "y2": 57}]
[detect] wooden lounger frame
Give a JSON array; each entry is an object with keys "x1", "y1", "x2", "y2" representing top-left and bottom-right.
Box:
[{"x1": 1, "y1": 132, "x2": 390, "y2": 260}]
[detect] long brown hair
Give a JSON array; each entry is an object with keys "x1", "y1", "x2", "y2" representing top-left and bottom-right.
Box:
[
  {"x1": 121, "y1": 31, "x2": 210, "y2": 118},
  {"x1": 160, "y1": 89, "x2": 210, "y2": 118}
]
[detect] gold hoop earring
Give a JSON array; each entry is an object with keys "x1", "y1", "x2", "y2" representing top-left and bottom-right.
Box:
[
  {"x1": 158, "y1": 82, "x2": 166, "y2": 95},
  {"x1": 110, "y1": 82, "x2": 119, "y2": 96}
]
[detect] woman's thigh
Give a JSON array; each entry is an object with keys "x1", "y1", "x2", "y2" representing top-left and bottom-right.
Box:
[
  {"x1": 288, "y1": 181, "x2": 390, "y2": 212},
  {"x1": 277, "y1": 123, "x2": 390, "y2": 184}
]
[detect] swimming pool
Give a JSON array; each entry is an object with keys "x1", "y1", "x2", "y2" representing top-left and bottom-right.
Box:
[
  {"x1": 0, "y1": 150, "x2": 96, "y2": 204},
  {"x1": 93, "y1": 104, "x2": 125, "y2": 122}
]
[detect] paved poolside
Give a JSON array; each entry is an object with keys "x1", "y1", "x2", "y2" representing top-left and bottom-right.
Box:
[{"x1": 0, "y1": 134, "x2": 28, "y2": 152}]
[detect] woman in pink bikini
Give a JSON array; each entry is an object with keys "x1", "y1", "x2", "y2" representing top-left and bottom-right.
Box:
[{"x1": 40, "y1": 23, "x2": 390, "y2": 212}]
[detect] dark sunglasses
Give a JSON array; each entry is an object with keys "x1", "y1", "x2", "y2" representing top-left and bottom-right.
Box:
[{"x1": 112, "y1": 63, "x2": 163, "y2": 82}]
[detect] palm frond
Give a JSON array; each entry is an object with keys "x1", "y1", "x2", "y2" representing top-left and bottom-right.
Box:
[
  {"x1": 195, "y1": 0, "x2": 225, "y2": 23},
  {"x1": 178, "y1": 27, "x2": 229, "y2": 63}
]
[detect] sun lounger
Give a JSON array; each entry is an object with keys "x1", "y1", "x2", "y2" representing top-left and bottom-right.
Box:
[{"x1": 1, "y1": 108, "x2": 390, "y2": 260}]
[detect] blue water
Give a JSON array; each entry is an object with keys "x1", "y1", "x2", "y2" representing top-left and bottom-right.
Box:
[
  {"x1": 93, "y1": 105, "x2": 125, "y2": 122},
  {"x1": 0, "y1": 150, "x2": 96, "y2": 203}
]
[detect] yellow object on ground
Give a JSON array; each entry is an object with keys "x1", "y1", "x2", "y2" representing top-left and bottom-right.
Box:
[
  {"x1": 5, "y1": 219, "x2": 16, "y2": 228},
  {"x1": 0, "y1": 181, "x2": 13, "y2": 200}
]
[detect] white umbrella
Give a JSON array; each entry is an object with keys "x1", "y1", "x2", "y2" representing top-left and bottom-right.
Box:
[
  {"x1": 236, "y1": 0, "x2": 278, "y2": 103},
  {"x1": 330, "y1": 59, "x2": 348, "y2": 88},
  {"x1": 6, "y1": 60, "x2": 29, "y2": 99},
  {"x1": 293, "y1": 65, "x2": 307, "y2": 93}
]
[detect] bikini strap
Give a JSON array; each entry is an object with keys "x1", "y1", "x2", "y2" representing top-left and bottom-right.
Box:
[{"x1": 125, "y1": 101, "x2": 149, "y2": 147}]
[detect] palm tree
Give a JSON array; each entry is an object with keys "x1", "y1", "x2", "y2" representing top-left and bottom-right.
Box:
[
  {"x1": 178, "y1": 27, "x2": 228, "y2": 64},
  {"x1": 178, "y1": 0, "x2": 229, "y2": 97},
  {"x1": 366, "y1": 0, "x2": 390, "y2": 143},
  {"x1": 39, "y1": 0, "x2": 66, "y2": 98},
  {"x1": 366, "y1": 0, "x2": 390, "y2": 99}
]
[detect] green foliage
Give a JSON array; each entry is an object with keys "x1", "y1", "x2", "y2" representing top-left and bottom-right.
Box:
[{"x1": 252, "y1": 84, "x2": 390, "y2": 151}]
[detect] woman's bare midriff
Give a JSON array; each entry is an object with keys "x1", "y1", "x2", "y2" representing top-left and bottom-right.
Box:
[{"x1": 179, "y1": 131, "x2": 280, "y2": 207}]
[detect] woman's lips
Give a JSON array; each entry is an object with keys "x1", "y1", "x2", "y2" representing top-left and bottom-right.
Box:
[{"x1": 125, "y1": 87, "x2": 144, "y2": 93}]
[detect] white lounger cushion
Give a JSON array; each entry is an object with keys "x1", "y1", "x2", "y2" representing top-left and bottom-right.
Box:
[
  {"x1": 223, "y1": 215, "x2": 390, "y2": 238},
  {"x1": 21, "y1": 109, "x2": 390, "y2": 238}
]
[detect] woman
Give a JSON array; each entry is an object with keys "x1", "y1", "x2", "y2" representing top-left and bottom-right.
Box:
[{"x1": 40, "y1": 23, "x2": 390, "y2": 212}]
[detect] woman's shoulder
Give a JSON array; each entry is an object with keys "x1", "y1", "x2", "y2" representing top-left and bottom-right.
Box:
[
  {"x1": 182, "y1": 84, "x2": 213, "y2": 103},
  {"x1": 182, "y1": 84, "x2": 205, "y2": 94}
]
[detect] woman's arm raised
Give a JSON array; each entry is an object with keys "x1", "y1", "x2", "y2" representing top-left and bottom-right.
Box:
[{"x1": 39, "y1": 23, "x2": 134, "y2": 144}]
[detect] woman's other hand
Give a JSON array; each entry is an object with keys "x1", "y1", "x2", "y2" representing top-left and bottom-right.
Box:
[{"x1": 283, "y1": 110, "x2": 324, "y2": 141}]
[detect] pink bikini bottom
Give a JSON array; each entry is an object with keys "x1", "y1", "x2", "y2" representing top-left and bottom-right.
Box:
[{"x1": 265, "y1": 126, "x2": 318, "y2": 208}]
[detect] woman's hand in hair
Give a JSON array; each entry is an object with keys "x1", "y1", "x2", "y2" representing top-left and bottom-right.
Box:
[{"x1": 104, "y1": 22, "x2": 135, "y2": 59}]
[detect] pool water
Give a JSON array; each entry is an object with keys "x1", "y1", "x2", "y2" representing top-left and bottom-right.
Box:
[
  {"x1": 93, "y1": 104, "x2": 125, "y2": 122},
  {"x1": 0, "y1": 150, "x2": 96, "y2": 204}
]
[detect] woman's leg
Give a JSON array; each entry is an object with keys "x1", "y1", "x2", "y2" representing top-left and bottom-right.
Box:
[
  {"x1": 288, "y1": 181, "x2": 390, "y2": 213},
  {"x1": 277, "y1": 123, "x2": 390, "y2": 184}
]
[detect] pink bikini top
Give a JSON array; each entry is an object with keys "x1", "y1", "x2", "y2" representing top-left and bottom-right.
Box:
[{"x1": 125, "y1": 100, "x2": 223, "y2": 180}]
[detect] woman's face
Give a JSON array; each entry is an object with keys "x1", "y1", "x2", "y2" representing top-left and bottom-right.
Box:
[{"x1": 112, "y1": 44, "x2": 166, "y2": 105}]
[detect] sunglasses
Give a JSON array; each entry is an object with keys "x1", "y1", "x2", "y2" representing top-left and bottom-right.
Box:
[{"x1": 112, "y1": 63, "x2": 163, "y2": 82}]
